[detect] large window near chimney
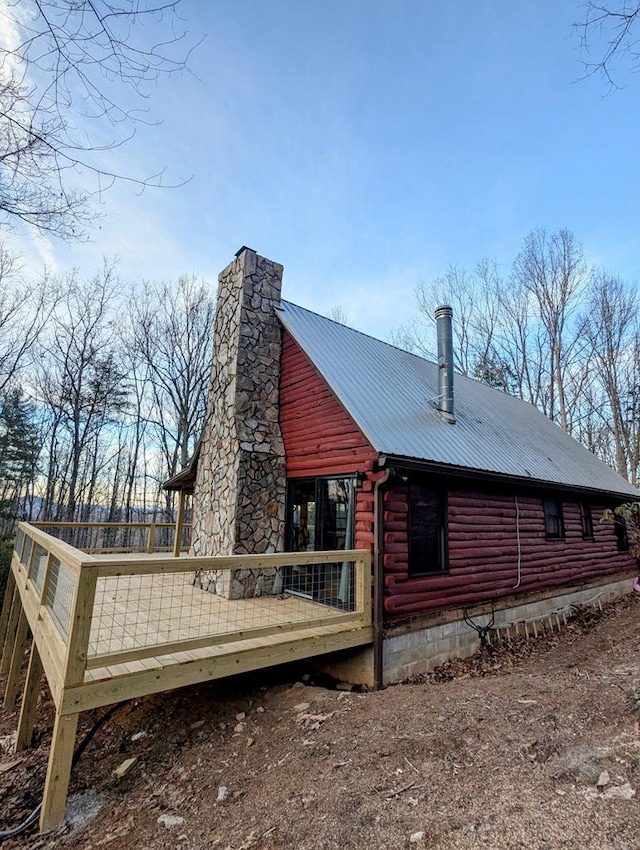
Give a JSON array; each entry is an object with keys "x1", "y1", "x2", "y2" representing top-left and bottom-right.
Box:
[
  {"x1": 285, "y1": 476, "x2": 356, "y2": 609},
  {"x1": 287, "y1": 477, "x2": 354, "y2": 552},
  {"x1": 408, "y1": 483, "x2": 447, "y2": 576}
]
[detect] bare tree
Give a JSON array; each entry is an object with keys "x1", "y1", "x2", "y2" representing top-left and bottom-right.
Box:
[
  {"x1": 583, "y1": 272, "x2": 640, "y2": 482},
  {"x1": 393, "y1": 261, "x2": 504, "y2": 379},
  {"x1": 127, "y1": 275, "x2": 216, "y2": 514},
  {"x1": 575, "y1": 1, "x2": 640, "y2": 89},
  {"x1": 36, "y1": 262, "x2": 127, "y2": 520},
  {"x1": 326, "y1": 305, "x2": 351, "y2": 326},
  {"x1": 0, "y1": 1, "x2": 198, "y2": 239},
  {"x1": 512, "y1": 228, "x2": 589, "y2": 431},
  {"x1": 0, "y1": 244, "x2": 55, "y2": 392}
]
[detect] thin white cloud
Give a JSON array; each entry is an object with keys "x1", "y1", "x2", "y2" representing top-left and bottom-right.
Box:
[{"x1": 0, "y1": 1, "x2": 25, "y2": 58}]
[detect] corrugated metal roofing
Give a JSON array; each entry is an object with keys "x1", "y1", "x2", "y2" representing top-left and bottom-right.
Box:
[{"x1": 276, "y1": 300, "x2": 640, "y2": 499}]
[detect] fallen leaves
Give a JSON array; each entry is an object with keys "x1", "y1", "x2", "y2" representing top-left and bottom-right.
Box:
[{"x1": 295, "y1": 711, "x2": 335, "y2": 729}]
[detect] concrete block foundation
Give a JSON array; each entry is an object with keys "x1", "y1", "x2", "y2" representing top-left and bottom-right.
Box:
[
  {"x1": 381, "y1": 576, "x2": 632, "y2": 685},
  {"x1": 314, "y1": 575, "x2": 634, "y2": 688}
]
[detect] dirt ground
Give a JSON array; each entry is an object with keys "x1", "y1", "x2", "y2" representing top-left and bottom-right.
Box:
[{"x1": 1, "y1": 594, "x2": 640, "y2": 850}]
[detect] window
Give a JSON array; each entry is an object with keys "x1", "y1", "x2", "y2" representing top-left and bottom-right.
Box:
[
  {"x1": 286, "y1": 477, "x2": 356, "y2": 609},
  {"x1": 408, "y1": 483, "x2": 447, "y2": 576},
  {"x1": 614, "y1": 515, "x2": 629, "y2": 552},
  {"x1": 287, "y1": 477, "x2": 354, "y2": 551},
  {"x1": 580, "y1": 502, "x2": 594, "y2": 540},
  {"x1": 543, "y1": 499, "x2": 564, "y2": 539}
]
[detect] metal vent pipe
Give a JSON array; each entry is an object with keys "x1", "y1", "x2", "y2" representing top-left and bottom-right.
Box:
[{"x1": 435, "y1": 305, "x2": 454, "y2": 420}]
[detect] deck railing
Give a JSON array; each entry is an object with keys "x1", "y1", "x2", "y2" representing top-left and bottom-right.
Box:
[
  {"x1": 1, "y1": 522, "x2": 372, "y2": 829},
  {"x1": 31, "y1": 520, "x2": 192, "y2": 555},
  {"x1": 3, "y1": 521, "x2": 371, "y2": 696}
]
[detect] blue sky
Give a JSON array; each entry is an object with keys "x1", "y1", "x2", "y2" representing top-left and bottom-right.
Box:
[{"x1": 7, "y1": 0, "x2": 640, "y2": 339}]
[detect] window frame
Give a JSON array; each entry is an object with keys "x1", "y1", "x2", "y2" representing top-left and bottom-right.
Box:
[
  {"x1": 579, "y1": 501, "x2": 594, "y2": 540},
  {"x1": 285, "y1": 475, "x2": 356, "y2": 553},
  {"x1": 543, "y1": 498, "x2": 565, "y2": 540},
  {"x1": 407, "y1": 482, "x2": 448, "y2": 578},
  {"x1": 614, "y1": 514, "x2": 629, "y2": 553}
]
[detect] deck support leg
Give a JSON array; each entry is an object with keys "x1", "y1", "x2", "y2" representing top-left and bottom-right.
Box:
[
  {"x1": 0, "y1": 569, "x2": 16, "y2": 656},
  {"x1": 40, "y1": 709, "x2": 79, "y2": 832},
  {"x1": 16, "y1": 642, "x2": 43, "y2": 750},
  {"x1": 3, "y1": 609, "x2": 29, "y2": 708},
  {"x1": 0, "y1": 582, "x2": 19, "y2": 675}
]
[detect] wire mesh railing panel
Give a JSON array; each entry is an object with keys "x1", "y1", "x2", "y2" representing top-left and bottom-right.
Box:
[
  {"x1": 97, "y1": 525, "x2": 147, "y2": 552},
  {"x1": 180, "y1": 524, "x2": 192, "y2": 551},
  {"x1": 14, "y1": 528, "x2": 24, "y2": 560},
  {"x1": 88, "y1": 560, "x2": 358, "y2": 662},
  {"x1": 284, "y1": 561, "x2": 355, "y2": 611},
  {"x1": 30, "y1": 543, "x2": 48, "y2": 594},
  {"x1": 21, "y1": 536, "x2": 33, "y2": 571},
  {"x1": 32, "y1": 523, "x2": 190, "y2": 554},
  {"x1": 44, "y1": 558, "x2": 77, "y2": 641}
]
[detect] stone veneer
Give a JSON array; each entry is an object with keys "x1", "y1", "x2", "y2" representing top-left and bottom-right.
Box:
[{"x1": 190, "y1": 248, "x2": 286, "y2": 599}]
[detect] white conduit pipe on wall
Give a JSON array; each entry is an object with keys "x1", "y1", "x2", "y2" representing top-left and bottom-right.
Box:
[{"x1": 513, "y1": 494, "x2": 522, "y2": 589}]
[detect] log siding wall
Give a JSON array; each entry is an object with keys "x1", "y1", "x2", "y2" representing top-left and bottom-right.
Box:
[
  {"x1": 384, "y1": 487, "x2": 637, "y2": 617},
  {"x1": 278, "y1": 333, "x2": 636, "y2": 618},
  {"x1": 279, "y1": 331, "x2": 378, "y2": 551}
]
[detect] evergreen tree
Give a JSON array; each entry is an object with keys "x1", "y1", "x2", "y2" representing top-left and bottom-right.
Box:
[{"x1": 0, "y1": 386, "x2": 41, "y2": 533}]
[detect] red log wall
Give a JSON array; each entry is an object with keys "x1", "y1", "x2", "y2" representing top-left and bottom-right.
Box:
[
  {"x1": 278, "y1": 332, "x2": 636, "y2": 615},
  {"x1": 279, "y1": 331, "x2": 379, "y2": 550},
  {"x1": 383, "y1": 486, "x2": 637, "y2": 617}
]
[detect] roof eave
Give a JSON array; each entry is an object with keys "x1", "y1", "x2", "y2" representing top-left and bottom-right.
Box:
[
  {"x1": 378, "y1": 454, "x2": 640, "y2": 502},
  {"x1": 162, "y1": 440, "x2": 202, "y2": 493}
]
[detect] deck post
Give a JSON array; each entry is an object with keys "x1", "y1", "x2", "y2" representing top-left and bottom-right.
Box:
[
  {"x1": 39, "y1": 563, "x2": 97, "y2": 830},
  {"x1": 4, "y1": 608, "x2": 30, "y2": 708},
  {"x1": 173, "y1": 491, "x2": 187, "y2": 557},
  {"x1": 0, "y1": 568, "x2": 17, "y2": 653},
  {"x1": 16, "y1": 642, "x2": 44, "y2": 750},
  {"x1": 0, "y1": 574, "x2": 17, "y2": 670},
  {"x1": 356, "y1": 553, "x2": 373, "y2": 628},
  {"x1": 40, "y1": 710, "x2": 79, "y2": 831},
  {"x1": 146, "y1": 524, "x2": 156, "y2": 554},
  {"x1": 64, "y1": 566, "x2": 98, "y2": 686}
]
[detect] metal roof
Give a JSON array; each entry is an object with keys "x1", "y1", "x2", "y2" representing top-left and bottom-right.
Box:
[{"x1": 276, "y1": 300, "x2": 640, "y2": 499}]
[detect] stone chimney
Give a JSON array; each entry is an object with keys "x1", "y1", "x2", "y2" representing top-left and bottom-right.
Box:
[{"x1": 191, "y1": 247, "x2": 287, "y2": 598}]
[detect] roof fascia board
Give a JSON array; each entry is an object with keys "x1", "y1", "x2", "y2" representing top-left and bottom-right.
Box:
[{"x1": 378, "y1": 454, "x2": 640, "y2": 502}]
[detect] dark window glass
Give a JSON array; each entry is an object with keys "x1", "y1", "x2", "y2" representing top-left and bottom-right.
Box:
[
  {"x1": 288, "y1": 479, "x2": 316, "y2": 551},
  {"x1": 317, "y1": 478, "x2": 352, "y2": 550},
  {"x1": 408, "y1": 484, "x2": 447, "y2": 576},
  {"x1": 614, "y1": 515, "x2": 629, "y2": 552},
  {"x1": 286, "y1": 477, "x2": 355, "y2": 609},
  {"x1": 543, "y1": 499, "x2": 564, "y2": 539},
  {"x1": 287, "y1": 478, "x2": 353, "y2": 552},
  {"x1": 580, "y1": 502, "x2": 594, "y2": 540}
]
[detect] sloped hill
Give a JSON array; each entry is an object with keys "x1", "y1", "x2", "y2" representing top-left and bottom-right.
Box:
[{"x1": 2, "y1": 595, "x2": 640, "y2": 850}]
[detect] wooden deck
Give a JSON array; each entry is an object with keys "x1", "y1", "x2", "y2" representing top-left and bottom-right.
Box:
[{"x1": 0, "y1": 522, "x2": 373, "y2": 830}]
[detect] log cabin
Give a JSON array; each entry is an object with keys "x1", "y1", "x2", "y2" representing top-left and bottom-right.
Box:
[{"x1": 169, "y1": 247, "x2": 640, "y2": 687}]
